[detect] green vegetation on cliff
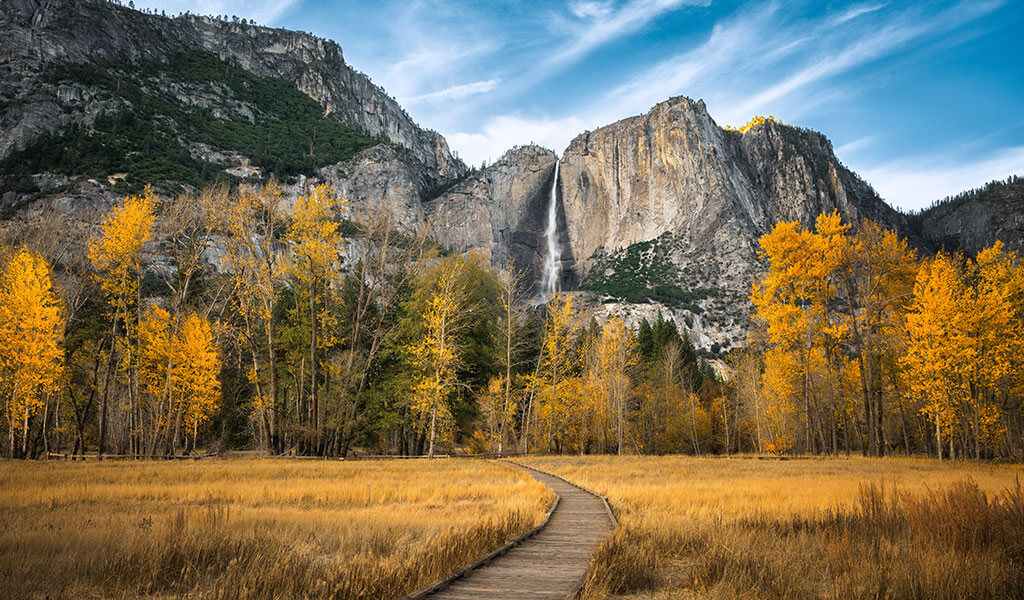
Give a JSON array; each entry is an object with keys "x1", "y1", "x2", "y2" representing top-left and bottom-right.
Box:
[
  {"x1": 581, "y1": 235, "x2": 712, "y2": 310},
  {"x1": 0, "y1": 50, "x2": 382, "y2": 192}
]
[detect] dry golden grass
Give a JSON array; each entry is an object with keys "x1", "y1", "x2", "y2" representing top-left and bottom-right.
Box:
[
  {"x1": 0, "y1": 458, "x2": 552, "y2": 600},
  {"x1": 525, "y1": 456, "x2": 1024, "y2": 600}
]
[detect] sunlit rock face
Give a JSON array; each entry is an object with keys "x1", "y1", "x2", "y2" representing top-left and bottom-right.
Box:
[{"x1": 556, "y1": 97, "x2": 908, "y2": 350}]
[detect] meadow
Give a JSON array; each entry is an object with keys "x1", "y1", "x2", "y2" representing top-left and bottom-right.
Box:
[
  {"x1": 525, "y1": 456, "x2": 1024, "y2": 600},
  {"x1": 0, "y1": 458, "x2": 552, "y2": 600}
]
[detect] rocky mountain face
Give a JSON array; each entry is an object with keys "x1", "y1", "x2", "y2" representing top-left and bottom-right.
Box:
[
  {"x1": 556, "y1": 98, "x2": 908, "y2": 350},
  {"x1": 425, "y1": 146, "x2": 559, "y2": 292},
  {"x1": 0, "y1": 0, "x2": 466, "y2": 210}
]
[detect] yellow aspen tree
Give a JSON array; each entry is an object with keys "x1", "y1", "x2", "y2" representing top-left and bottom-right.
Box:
[
  {"x1": 0, "y1": 248, "x2": 64, "y2": 457},
  {"x1": 407, "y1": 260, "x2": 465, "y2": 458},
  {"x1": 903, "y1": 253, "x2": 973, "y2": 460},
  {"x1": 88, "y1": 188, "x2": 156, "y2": 456},
  {"x1": 287, "y1": 183, "x2": 344, "y2": 443},
  {"x1": 138, "y1": 305, "x2": 173, "y2": 450},
  {"x1": 535, "y1": 293, "x2": 579, "y2": 453},
  {"x1": 760, "y1": 347, "x2": 801, "y2": 452},
  {"x1": 806, "y1": 211, "x2": 849, "y2": 455},
  {"x1": 173, "y1": 313, "x2": 221, "y2": 452},
  {"x1": 221, "y1": 182, "x2": 287, "y2": 451},
  {"x1": 842, "y1": 220, "x2": 917, "y2": 456},
  {"x1": 480, "y1": 374, "x2": 519, "y2": 456},
  {"x1": 592, "y1": 317, "x2": 637, "y2": 455},
  {"x1": 752, "y1": 220, "x2": 818, "y2": 452},
  {"x1": 966, "y1": 242, "x2": 1022, "y2": 456},
  {"x1": 139, "y1": 307, "x2": 220, "y2": 454}
]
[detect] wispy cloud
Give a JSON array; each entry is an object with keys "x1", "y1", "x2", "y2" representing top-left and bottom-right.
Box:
[
  {"x1": 835, "y1": 135, "x2": 879, "y2": 157},
  {"x1": 134, "y1": 0, "x2": 299, "y2": 25},
  {"x1": 569, "y1": 0, "x2": 615, "y2": 19},
  {"x1": 403, "y1": 79, "x2": 500, "y2": 103},
  {"x1": 530, "y1": 0, "x2": 711, "y2": 83},
  {"x1": 832, "y1": 2, "x2": 887, "y2": 25},
  {"x1": 599, "y1": 0, "x2": 1004, "y2": 129}
]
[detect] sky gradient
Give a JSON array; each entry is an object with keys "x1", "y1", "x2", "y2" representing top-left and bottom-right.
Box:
[{"x1": 137, "y1": 0, "x2": 1024, "y2": 211}]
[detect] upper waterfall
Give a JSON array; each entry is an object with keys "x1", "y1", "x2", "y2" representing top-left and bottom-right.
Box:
[{"x1": 540, "y1": 159, "x2": 561, "y2": 302}]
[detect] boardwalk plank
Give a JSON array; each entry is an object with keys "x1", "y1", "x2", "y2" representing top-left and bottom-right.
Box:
[{"x1": 423, "y1": 466, "x2": 614, "y2": 600}]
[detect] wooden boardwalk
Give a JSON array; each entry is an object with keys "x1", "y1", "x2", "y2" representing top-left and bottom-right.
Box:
[{"x1": 419, "y1": 465, "x2": 615, "y2": 600}]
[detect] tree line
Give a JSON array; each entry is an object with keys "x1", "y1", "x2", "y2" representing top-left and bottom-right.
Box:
[
  {"x1": 3, "y1": 185, "x2": 1022, "y2": 459},
  {"x1": 0, "y1": 182, "x2": 724, "y2": 458}
]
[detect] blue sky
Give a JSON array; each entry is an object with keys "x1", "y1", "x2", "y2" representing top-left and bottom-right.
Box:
[{"x1": 138, "y1": 0, "x2": 1024, "y2": 211}]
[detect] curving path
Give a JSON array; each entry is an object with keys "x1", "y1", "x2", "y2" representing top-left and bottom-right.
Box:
[{"x1": 420, "y1": 464, "x2": 615, "y2": 600}]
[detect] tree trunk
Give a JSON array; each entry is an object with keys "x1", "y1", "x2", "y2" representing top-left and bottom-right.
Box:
[{"x1": 427, "y1": 405, "x2": 437, "y2": 459}]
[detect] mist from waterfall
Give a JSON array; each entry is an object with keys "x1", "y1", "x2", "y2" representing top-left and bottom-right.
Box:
[{"x1": 540, "y1": 159, "x2": 560, "y2": 302}]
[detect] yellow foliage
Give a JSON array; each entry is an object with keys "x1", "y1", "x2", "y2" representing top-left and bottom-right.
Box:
[
  {"x1": 0, "y1": 248, "x2": 64, "y2": 453},
  {"x1": 407, "y1": 260, "x2": 465, "y2": 455},
  {"x1": 731, "y1": 115, "x2": 781, "y2": 133},
  {"x1": 139, "y1": 307, "x2": 221, "y2": 437},
  {"x1": 903, "y1": 253, "x2": 972, "y2": 441},
  {"x1": 88, "y1": 188, "x2": 157, "y2": 310}
]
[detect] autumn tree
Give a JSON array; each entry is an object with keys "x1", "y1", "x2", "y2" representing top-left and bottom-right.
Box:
[
  {"x1": 961, "y1": 242, "x2": 1023, "y2": 457},
  {"x1": 752, "y1": 218, "x2": 822, "y2": 453},
  {"x1": 88, "y1": 188, "x2": 156, "y2": 456},
  {"x1": 531, "y1": 294, "x2": 580, "y2": 453},
  {"x1": 332, "y1": 204, "x2": 435, "y2": 457},
  {"x1": 220, "y1": 182, "x2": 287, "y2": 451},
  {"x1": 0, "y1": 248, "x2": 65, "y2": 457},
  {"x1": 139, "y1": 306, "x2": 221, "y2": 454},
  {"x1": 407, "y1": 259, "x2": 467, "y2": 458},
  {"x1": 589, "y1": 317, "x2": 637, "y2": 454},
  {"x1": 287, "y1": 183, "x2": 343, "y2": 448},
  {"x1": 491, "y1": 266, "x2": 529, "y2": 454},
  {"x1": 903, "y1": 252, "x2": 971, "y2": 460},
  {"x1": 840, "y1": 220, "x2": 917, "y2": 456}
]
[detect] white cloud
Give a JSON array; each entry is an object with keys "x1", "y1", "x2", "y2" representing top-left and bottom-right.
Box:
[
  {"x1": 403, "y1": 79, "x2": 500, "y2": 104},
  {"x1": 834, "y1": 135, "x2": 879, "y2": 157},
  {"x1": 857, "y1": 145, "x2": 1024, "y2": 211},
  {"x1": 446, "y1": 114, "x2": 588, "y2": 166},
  {"x1": 133, "y1": 0, "x2": 299, "y2": 25},
  {"x1": 535, "y1": 0, "x2": 711, "y2": 82},
  {"x1": 831, "y1": 2, "x2": 887, "y2": 25},
  {"x1": 380, "y1": 39, "x2": 498, "y2": 99},
  {"x1": 570, "y1": 1, "x2": 614, "y2": 19}
]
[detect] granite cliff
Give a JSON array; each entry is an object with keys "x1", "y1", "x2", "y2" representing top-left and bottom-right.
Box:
[{"x1": 555, "y1": 98, "x2": 909, "y2": 350}]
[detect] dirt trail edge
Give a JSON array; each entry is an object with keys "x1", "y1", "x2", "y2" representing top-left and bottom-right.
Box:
[{"x1": 406, "y1": 462, "x2": 617, "y2": 600}]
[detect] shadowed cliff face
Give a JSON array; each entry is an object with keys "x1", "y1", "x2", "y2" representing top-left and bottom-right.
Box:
[
  {"x1": 425, "y1": 146, "x2": 561, "y2": 295},
  {"x1": 914, "y1": 177, "x2": 1024, "y2": 256}
]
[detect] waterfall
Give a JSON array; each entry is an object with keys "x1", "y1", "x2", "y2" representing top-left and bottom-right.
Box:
[{"x1": 541, "y1": 159, "x2": 560, "y2": 301}]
